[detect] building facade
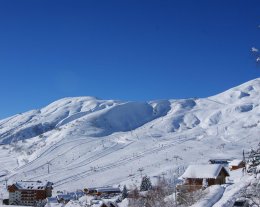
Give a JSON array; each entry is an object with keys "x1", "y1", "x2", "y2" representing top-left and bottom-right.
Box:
[{"x1": 8, "y1": 181, "x2": 53, "y2": 206}]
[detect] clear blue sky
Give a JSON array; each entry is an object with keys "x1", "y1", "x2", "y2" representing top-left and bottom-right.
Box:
[{"x1": 0, "y1": 0, "x2": 259, "y2": 119}]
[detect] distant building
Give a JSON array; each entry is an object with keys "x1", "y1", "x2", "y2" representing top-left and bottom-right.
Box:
[
  {"x1": 84, "y1": 187, "x2": 121, "y2": 196},
  {"x1": 56, "y1": 190, "x2": 84, "y2": 203},
  {"x1": 178, "y1": 164, "x2": 229, "y2": 192},
  {"x1": 229, "y1": 159, "x2": 245, "y2": 171},
  {"x1": 8, "y1": 180, "x2": 53, "y2": 206},
  {"x1": 56, "y1": 194, "x2": 71, "y2": 204}
]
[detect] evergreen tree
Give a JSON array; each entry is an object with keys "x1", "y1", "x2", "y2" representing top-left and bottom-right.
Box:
[
  {"x1": 140, "y1": 175, "x2": 152, "y2": 191},
  {"x1": 122, "y1": 185, "x2": 128, "y2": 199}
]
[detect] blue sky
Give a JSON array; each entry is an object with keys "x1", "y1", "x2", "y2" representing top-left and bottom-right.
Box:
[{"x1": 0, "y1": 0, "x2": 259, "y2": 119}]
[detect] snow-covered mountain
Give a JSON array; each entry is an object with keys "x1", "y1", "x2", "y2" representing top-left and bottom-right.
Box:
[{"x1": 0, "y1": 78, "x2": 260, "y2": 192}]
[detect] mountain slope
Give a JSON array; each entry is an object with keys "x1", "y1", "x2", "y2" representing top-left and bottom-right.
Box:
[{"x1": 0, "y1": 78, "x2": 260, "y2": 192}]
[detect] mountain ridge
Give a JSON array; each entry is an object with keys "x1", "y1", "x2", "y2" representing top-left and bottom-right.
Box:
[{"x1": 0, "y1": 78, "x2": 259, "y2": 191}]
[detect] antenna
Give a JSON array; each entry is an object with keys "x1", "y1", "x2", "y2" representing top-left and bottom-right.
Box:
[
  {"x1": 137, "y1": 167, "x2": 144, "y2": 178},
  {"x1": 47, "y1": 161, "x2": 51, "y2": 174},
  {"x1": 5, "y1": 177, "x2": 8, "y2": 190},
  {"x1": 161, "y1": 172, "x2": 166, "y2": 180}
]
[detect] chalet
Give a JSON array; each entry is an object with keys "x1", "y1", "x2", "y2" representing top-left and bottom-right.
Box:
[
  {"x1": 229, "y1": 159, "x2": 245, "y2": 171},
  {"x1": 8, "y1": 180, "x2": 53, "y2": 206},
  {"x1": 84, "y1": 187, "x2": 121, "y2": 196},
  {"x1": 94, "y1": 187, "x2": 121, "y2": 195},
  {"x1": 178, "y1": 164, "x2": 229, "y2": 191}
]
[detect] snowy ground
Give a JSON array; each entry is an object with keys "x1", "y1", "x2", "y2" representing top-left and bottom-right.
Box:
[
  {"x1": 0, "y1": 78, "x2": 260, "y2": 206},
  {"x1": 190, "y1": 169, "x2": 252, "y2": 207}
]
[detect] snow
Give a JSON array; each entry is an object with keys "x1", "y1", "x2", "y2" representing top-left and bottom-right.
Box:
[
  {"x1": 0, "y1": 78, "x2": 260, "y2": 206},
  {"x1": 189, "y1": 168, "x2": 251, "y2": 207},
  {"x1": 257, "y1": 165, "x2": 260, "y2": 172},
  {"x1": 0, "y1": 170, "x2": 8, "y2": 177},
  {"x1": 213, "y1": 176, "x2": 253, "y2": 207},
  {"x1": 191, "y1": 185, "x2": 225, "y2": 207},
  {"x1": 181, "y1": 164, "x2": 229, "y2": 179},
  {"x1": 118, "y1": 199, "x2": 128, "y2": 207}
]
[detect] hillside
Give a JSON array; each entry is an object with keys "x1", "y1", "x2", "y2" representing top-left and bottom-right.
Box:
[{"x1": 0, "y1": 78, "x2": 260, "y2": 192}]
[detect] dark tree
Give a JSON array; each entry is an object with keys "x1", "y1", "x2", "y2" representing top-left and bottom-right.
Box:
[
  {"x1": 122, "y1": 185, "x2": 128, "y2": 199},
  {"x1": 140, "y1": 175, "x2": 152, "y2": 191}
]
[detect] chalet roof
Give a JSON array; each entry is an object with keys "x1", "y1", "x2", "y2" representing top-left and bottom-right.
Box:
[
  {"x1": 209, "y1": 158, "x2": 231, "y2": 161},
  {"x1": 181, "y1": 164, "x2": 229, "y2": 179},
  {"x1": 95, "y1": 187, "x2": 121, "y2": 193},
  {"x1": 14, "y1": 180, "x2": 53, "y2": 190},
  {"x1": 229, "y1": 159, "x2": 243, "y2": 166}
]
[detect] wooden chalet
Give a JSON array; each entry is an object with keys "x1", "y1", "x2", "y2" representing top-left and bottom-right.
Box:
[
  {"x1": 178, "y1": 164, "x2": 229, "y2": 192},
  {"x1": 229, "y1": 159, "x2": 245, "y2": 171}
]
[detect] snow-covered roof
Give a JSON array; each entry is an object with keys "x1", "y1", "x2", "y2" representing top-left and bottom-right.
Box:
[
  {"x1": 57, "y1": 194, "x2": 73, "y2": 201},
  {"x1": 86, "y1": 186, "x2": 121, "y2": 194},
  {"x1": 229, "y1": 159, "x2": 243, "y2": 166},
  {"x1": 14, "y1": 180, "x2": 53, "y2": 190},
  {"x1": 181, "y1": 164, "x2": 229, "y2": 179},
  {"x1": 209, "y1": 158, "x2": 231, "y2": 162},
  {"x1": 95, "y1": 187, "x2": 121, "y2": 193}
]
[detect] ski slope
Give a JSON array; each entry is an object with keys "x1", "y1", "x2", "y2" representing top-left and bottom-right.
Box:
[{"x1": 0, "y1": 78, "x2": 260, "y2": 194}]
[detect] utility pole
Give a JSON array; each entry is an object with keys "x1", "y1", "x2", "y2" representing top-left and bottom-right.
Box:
[
  {"x1": 173, "y1": 174, "x2": 178, "y2": 206},
  {"x1": 138, "y1": 167, "x2": 144, "y2": 178},
  {"x1": 161, "y1": 172, "x2": 166, "y2": 180},
  {"x1": 243, "y1": 149, "x2": 245, "y2": 162},
  {"x1": 4, "y1": 177, "x2": 8, "y2": 190},
  {"x1": 47, "y1": 161, "x2": 51, "y2": 174}
]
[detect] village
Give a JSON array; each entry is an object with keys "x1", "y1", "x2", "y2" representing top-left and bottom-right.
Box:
[{"x1": 0, "y1": 143, "x2": 259, "y2": 207}]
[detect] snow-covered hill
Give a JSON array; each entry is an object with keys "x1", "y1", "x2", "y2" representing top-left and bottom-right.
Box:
[{"x1": 0, "y1": 78, "x2": 260, "y2": 192}]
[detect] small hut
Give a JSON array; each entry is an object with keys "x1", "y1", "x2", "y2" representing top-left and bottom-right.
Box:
[{"x1": 229, "y1": 159, "x2": 245, "y2": 171}]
